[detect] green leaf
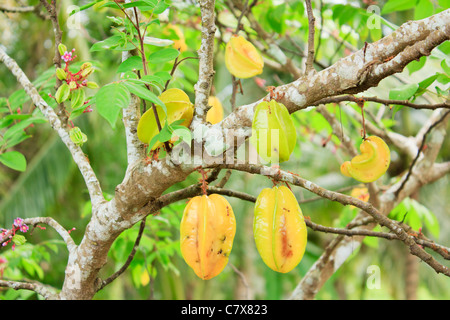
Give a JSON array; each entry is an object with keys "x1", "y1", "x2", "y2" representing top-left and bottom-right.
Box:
[
  {"x1": 0, "y1": 151, "x2": 27, "y2": 171},
  {"x1": 414, "y1": 0, "x2": 434, "y2": 20},
  {"x1": 441, "y1": 60, "x2": 450, "y2": 76},
  {"x1": 407, "y1": 56, "x2": 427, "y2": 75},
  {"x1": 153, "y1": 0, "x2": 169, "y2": 14},
  {"x1": 90, "y1": 35, "x2": 122, "y2": 52},
  {"x1": 266, "y1": 4, "x2": 286, "y2": 34},
  {"x1": 148, "y1": 48, "x2": 179, "y2": 64},
  {"x1": 389, "y1": 198, "x2": 440, "y2": 237},
  {"x1": 95, "y1": 83, "x2": 130, "y2": 128},
  {"x1": 416, "y1": 74, "x2": 438, "y2": 96},
  {"x1": 117, "y1": 56, "x2": 144, "y2": 74},
  {"x1": 389, "y1": 83, "x2": 419, "y2": 100},
  {"x1": 122, "y1": 82, "x2": 166, "y2": 113},
  {"x1": 381, "y1": 0, "x2": 417, "y2": 14},
  {"x1": 123, "y1": 0, "x2": 156, "y2": 11}
]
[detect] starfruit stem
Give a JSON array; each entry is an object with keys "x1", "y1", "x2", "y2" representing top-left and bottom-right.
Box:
[
  {"x1": 284, "y1": 182, "x2": 292, "y2": 191},
  {"x1": 356, "y1": 98, "x2": 367, "y2": 140},
  {"x1": 197, "y1": 168, "x2": 209, "y2": 195}
]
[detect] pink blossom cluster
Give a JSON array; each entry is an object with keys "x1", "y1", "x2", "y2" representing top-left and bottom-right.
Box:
[
  {"x1": 61, "y1": 48, "x2": 76, "y2": 63},
  {"x1": 1, "y1": 217, "x2": 29, "y2": 251}
]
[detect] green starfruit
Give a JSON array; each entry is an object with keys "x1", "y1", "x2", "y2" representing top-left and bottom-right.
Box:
[{"x1": 250, "y1": 100, "x2": 297, "y2": 164}]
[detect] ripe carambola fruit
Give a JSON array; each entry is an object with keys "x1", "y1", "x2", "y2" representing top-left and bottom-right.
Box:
[
  {"x1": 250, "y1": 100, "x2": 297, "y2": 164},
  {"x1": 180, "y1": 194, "x2": 236, "y2": 280},
  {"x1": 137, "y1": 88, "x2": 193, "y2": 150},
  {"x1": 206, "y1": 96, "x2": 224, "y2": 124},
  {"x1": 340, "y1": 136, "x2": 390, "y2": 183},
  {"x1": 225, "y1": 35, "x2": 264, "y2": 79},
  {"x1": 254, "y1": 185, "x2": 307, "y2": 273}
]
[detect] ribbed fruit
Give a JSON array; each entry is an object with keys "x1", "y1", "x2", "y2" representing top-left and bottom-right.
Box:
[
  {"x1": 253, "y1": 185, "x2": 307, "y2": 273},
  {"x1": 340, "y1": 136, "x2": 390, "y2": 183},
  {"x1": 225, "y1": 35, "x2": 264, "y2": 79},
  {"x1": 250, "y1": 100, "x2": 297, "y2": 164},
  {"x1": 137, "y1": 88, "x2": 193, "y2": 150},
  {"x1": 180, "y1": 194, "x2": 236, "y2": 280},
  {"x1": 206, "y1": 96, "x2": 224, "y2": 124}
]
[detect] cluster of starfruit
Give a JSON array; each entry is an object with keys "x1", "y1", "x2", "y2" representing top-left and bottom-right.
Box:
[{"x1": 179, "y1": 184, "x2": 308, "y2": 279}]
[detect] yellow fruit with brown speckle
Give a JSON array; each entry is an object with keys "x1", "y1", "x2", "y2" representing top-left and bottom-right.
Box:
[
  {"x1": 253, "y1": 185, "x2": 307, "y2": 273},
  {"x1": 180, "y1": 194, "x2": 236, "y2": 280}
]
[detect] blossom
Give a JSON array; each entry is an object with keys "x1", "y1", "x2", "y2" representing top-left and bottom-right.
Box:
[
  {"x1": 19, "y1": 224, "x2": 29, "y2": 233},
  {"x1": 61, "y1": 51, "x2": 73, "y2": 63},
  {"x1": 13, "y1": 217, "x2": 24, "y2": 227}
]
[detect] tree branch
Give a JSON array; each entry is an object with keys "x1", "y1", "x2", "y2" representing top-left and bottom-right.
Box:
[
  {"x1": 215, "y1": 163, "x2": 450, "y2": 277},
  {"x1": 192, "y1": 0, "x2": 216, "y2": 125},
  {"x1": 312, "y1": 95, "x2": 450, "y2": 110},
  {"x1": 304, "y1": 0, "x2": 316, "y2": 74},
  {"x1": 0, "y1": 48, "x2": 105, "y2": 209},
  {"x1": 0, "y1": 279, "x2": 58, "y2": 300}
]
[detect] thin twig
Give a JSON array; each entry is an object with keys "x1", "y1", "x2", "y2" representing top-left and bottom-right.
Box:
[
  {"x1": 99, "y1": 218, "x2": 147, "y2": 291},
  {"x1": 304, "y1": 0, "x2": 316, "y2": 74},
  {"x1": 395, "y1": 110, "x2": 450, "y2": 196},
  {"x1": 312, "y1": 95, "x2": 450, "y2": 110}
]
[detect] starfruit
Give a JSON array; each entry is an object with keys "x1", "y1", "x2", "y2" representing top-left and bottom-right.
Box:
[
  {"x1": 206, "y1": 96, "x2": 224, "y2": 124},
  {"x1": 253, "y1": 185, "x2": 307, "y2": 273},
  {"x1": 340, "y1": 136, "x2": 390, "y2": 183},
  {"x1": 180, "y1": 194, "x2": 236, "y2": 280},
  {"x1": 69, "y1": 126, "x2": 87, "y2": 146},
  {"x1": 250, "y1": 100, "x2": 297, "y2": 164},
  {"x1": 137, "y1": 88, "x2": 194, "y2": 150},
  {"x1": 225, "y1": 35, "x2": 264, "y2": 79}
]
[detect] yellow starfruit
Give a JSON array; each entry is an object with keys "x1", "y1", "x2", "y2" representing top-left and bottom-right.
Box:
[
  {"x1": 225, "y1": 35, "x2": 264, "y2": 79},
  {"x1": 206, "y1": 96, "x2": 224, "y2": 124},
  {"x1": 250, "y1": 100, "x2": 297, "y2": 164},
  {"x1": 253, "y1": 185, "x2": 307, "y2": 273},
  {"x1": 180, "y1": 194, "x2": 236, "y2": 280},
  {"x1": 137, "y1": 88, "x2": 193, "y2": 150},
  {"x1": 340, "y1": 136, "x2": 390, "y2": 183}
]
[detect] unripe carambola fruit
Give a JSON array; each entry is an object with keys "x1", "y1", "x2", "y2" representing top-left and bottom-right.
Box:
[
  {"x1": 225, "y1": 35, "x2": 264, "y2": 79},
  {"x1": 206, "y1": 96, "x2": 224, "y2": 124},
  {"x1": 340, "y1": 135, "x2": 390, "y2": 183},
  {"x1": 254, "y1": 185, "x2": 307, "y2": 273},
  {"x1": 250, "y1": 100, "x2": 297, "y2": 164},
  {"x1": 180, "y1": 194, "x2": 236, "y2": 280},
  {"x1": 137, "y1": 88, "x2": 194, "y2": 150}
]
